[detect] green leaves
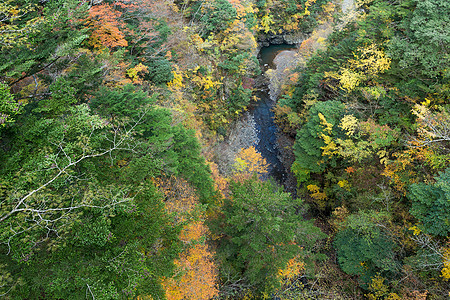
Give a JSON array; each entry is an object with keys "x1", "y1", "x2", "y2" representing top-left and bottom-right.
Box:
[
  {"x1": 334, "y1": 227, "x2": 398, "y2": 286},
  {"x1": 388, "y1": 0, "x2": 450, "y2": 79},
  {"x1": 200, "y1": 0, "x2": 237, "y2": 36},
  {"x1": 218, "y1": 177, "x2": 325, "y2": 295},
  {"x1": 0, "y1": 0, "x2": 89, "y2": 83},
  {"x1": 0, "y1": 80, "x2": 217, "y2": 298},
  {"x1": 292, "y1": 100, "x2": 344, "y2": 180},
  {"x1": 0, "y1": 82, "x2": 20, "y2": 127},
  {"x1": 408, "y1": 168, "x2": 450, "y2": 236}
]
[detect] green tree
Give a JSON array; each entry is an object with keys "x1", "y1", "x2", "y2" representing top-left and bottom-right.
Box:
[
  {"x1": 388, "y1": 0, "x2": 450, "y2": 79},
  {"x1": 292, "y1": 100, "x2": 345, "y2": 182},
  {"x1": 408, "y1": 168, "x2": 450, "y2": 237},
  {"x1": 334, "y1": 211, "x2": 399, "y2": 286},
  {"x1": 200, "y1": 0, "x2": 237, "y2": 36},
  {"x1": 218, "y1": 177, "x2": 325, "y2": 296},
  {"x1": 0, "y1": 82, "x2": 20, "y2": 127},
  {"x1": 0, "y1": 0, "x2": 89, "y2": 85},
  {"x1": 0, "y1": 84, "x2": 215, "y2": 298}
]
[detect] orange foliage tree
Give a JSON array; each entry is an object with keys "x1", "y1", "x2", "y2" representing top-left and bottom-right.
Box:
[
  {"x1": 157, "y1": 177, "x2": 218, "y2": 300},
  {"x1": 87, "y1": 3, "x2": 128, "y2": 49}
]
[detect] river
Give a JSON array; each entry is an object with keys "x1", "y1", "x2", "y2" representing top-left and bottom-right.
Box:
[{"x1": 250, "y1": 44, "x2": 297, "y2": 184}]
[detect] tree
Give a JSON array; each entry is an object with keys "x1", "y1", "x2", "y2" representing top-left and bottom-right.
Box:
[
  {"x1": 292, "y1": 100, "x2": 344, "y2": 182},
  {"x1": 410, "y1": 103, "x2": 450, "y2": 151},
  {"x1": 0, "y1": 82, "x2": 20, "y2": 127},
  {"x1": 200, "y1": 0, "x2": 237, "y2": 36},
  {"x1": 0, "y1": 100, "x2": 183, "y2": 298},
  {"x1": 159, "y1": 177, "x2": 218, "y2": 300},
  {"x1": 0, "y1": 0, "x2": 89, "y2": 86},
  {"x1": 334, "y1": 210, "x2": 399, "y2": 286},
  {"x1": 0, "y1": 0, "x2": 44, "y2": 49},
  {"x1": 87, "y1": 3, "x2": 128, "y2": 49},
  {"x1": 0, "y1": 83, "x2": 216, "y2": 298},
  {"x1": 232, "y1": 146, "x2": 269, "y2": 181},
  {"x1": 218, "y1": 177, "x2": 325, "y2": 297},
  {"x1": 408, "y1": 168, "x2": 450, "y2": 237},
  {"x1": 388, "y1": 0, "x2": 450, "y2": 79}
]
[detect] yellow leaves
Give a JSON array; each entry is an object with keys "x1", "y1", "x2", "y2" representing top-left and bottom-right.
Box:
[
  {"x1": 325, "y1": 44, "x2": 390, "y2": 92},
  {"x1": 260, "y1": 15, "x2": 275, "y2": 33},
  {"x1": 126, "y1": 63, "x2": 148, "y2": 84},
  {"x1": 339, "y1": 115, "x2": 358, "y2": 136},
  {"x1": 191, "y1": 74, "x2": 222, "y2": 90},
  {"x1": 361, "y1": 86, "x2": 386, "y2": 101},
  {"x1": 306, "y1": 184, "x2": 320, "y2": 193},
  {"x1": 0, "y1": 1, "x2": 44, "y2": 49},
  {"x1": 349, "y1": 44, "x2": 391, "y2": 77},
  {"x1": 319, "y1": 113, "x2": 339, "y2": 158},
  {"x1": 116, "y1": 158, "x2": 129, "y2": 168},
  {"x1": 408, "y1": 226, "x2": 421, "y2": 236},
  {"x1": 220, "y1": 18, "x2": 257, "y2": 55},
  {"x1": 337, "y1": 180, "x2": 351, "y2": 191},
  {"x1": 304, "y1": 0, "x2": 317, "y2": 16},
  {"x1": 229, "y1": 0, "x2": 256, "y2": 21},
  {"x1": 366, "y1": 275, "x2": 389, "y2": 300},
  {"x1": 330, "y1": 68, "x2": 361, "y2": 92},
  {"x1": 321, "y1": 134, "x2": 339, "y2": 158},
  {"x1": 441, "y1": 246, "x2": 450, "y2": 281},
  {"x1": 356, "y1": 0, "x2": 375, "y2": 7},
  {"x1": 320, "y1": 1, "x2": 336, "y2": 20},
  {"x1": 331, "y1": 206, "x2": 349, "y2": 230},
  {"x1": 167, "y1": 65, "x2": 184, "y2": 91},
  {"x1": 233, "y1": 146, "x2": 269, "y2": 181},
  {"x1": 366, "y1": 275, "x2": 403, "y2": 300},
  {"x1": 306, "y1": 184, "x2": 327, "y2": 204},
  {"x1": 377, "y1": 149, "x2": 388, "y2": 165},
  {"x1": 318, "y1": 113, "x2": 333, "y2": 134}
]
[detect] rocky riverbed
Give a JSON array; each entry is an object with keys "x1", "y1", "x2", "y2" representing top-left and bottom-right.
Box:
[{"x1": 215, "y1": 46, "x2": 300, "y2": 195}]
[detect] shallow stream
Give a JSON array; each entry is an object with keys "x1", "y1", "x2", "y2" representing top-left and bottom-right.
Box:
[{"x1": 250, "y1": 44, "x2": 297, "y2": 184}]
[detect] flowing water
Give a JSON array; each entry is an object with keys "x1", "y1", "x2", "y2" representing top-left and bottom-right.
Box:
[{"x1": 250, "y1": 44, "x2": 297, "y2": 184}]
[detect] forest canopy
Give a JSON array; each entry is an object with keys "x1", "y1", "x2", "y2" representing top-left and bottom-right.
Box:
[{"x1": 1, "y1": 0, "x2": 449, "y2": 299}]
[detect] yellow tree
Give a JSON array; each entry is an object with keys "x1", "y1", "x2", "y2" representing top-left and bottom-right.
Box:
[
  {"x1": 232, "y1": 146, "x2": 269, "y2": 181},
  {"x1": 325, "y1": 44, "x2": 391, "y2": 92}
]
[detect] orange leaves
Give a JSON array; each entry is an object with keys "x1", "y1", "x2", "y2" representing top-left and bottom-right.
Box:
[
  {"x1": 156, "y1": 176, "x2": 197, "y2": 222},
  {"x1": 156, "y1": 176, "x2": 218, "y2": 300},
  {"x1": 87, "y1": 4, "x2": 128, "y2": 49},
  {"x1": 164, "y1": 221, "x2": 218, "y2": 300},
  {"x1": 209, "y1": 161, "x2": 229, "y2": 198},
  {"x1": 162, "y1": 242, "x2": 218, "y2": 300},
  {"x1": 277, "y1": 255, "x2": 305, "y2": 280},
  {"x1": 345, "y1": 166, "x2": 356, "y2": 174}
]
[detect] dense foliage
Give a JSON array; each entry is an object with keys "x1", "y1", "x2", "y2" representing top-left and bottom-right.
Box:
[{"x1": 1, "y1": 0, "x2": 449, "y2": 299}]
